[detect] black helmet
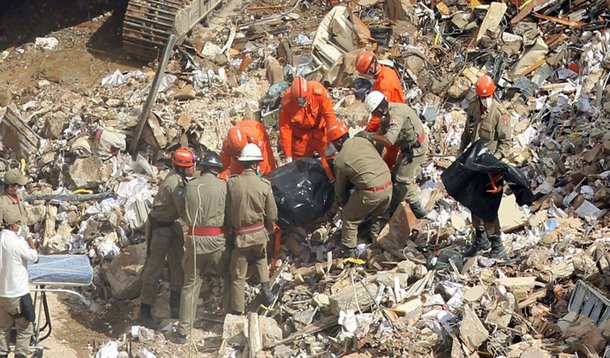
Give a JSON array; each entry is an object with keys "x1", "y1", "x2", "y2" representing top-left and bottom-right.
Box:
[{"x1": 202, "y1": 151, "x2": 223, "y2": 169}]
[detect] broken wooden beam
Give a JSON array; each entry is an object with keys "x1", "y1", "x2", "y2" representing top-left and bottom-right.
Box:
[
  {"x1": 532, "y1": 12, "x2": 584, "y2": 27},
  {"x1": 247, "y1": 313, "x2": 263, "y2": 358}
]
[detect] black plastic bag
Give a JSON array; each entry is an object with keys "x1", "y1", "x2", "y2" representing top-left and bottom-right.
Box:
[
  {"x1": 441, "y1": 141, "x2": 533, "y2": 222},
  {"x1": 265, "y1": 158, "x2": 334, "y2": 229}
]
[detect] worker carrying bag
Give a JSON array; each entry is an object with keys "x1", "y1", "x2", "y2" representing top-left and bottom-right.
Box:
[
  {"x1": 441, "y1": 140, "x2": 533, "y2": 222},
  {"x1": 265, "y1": 158, "x2": 334, "y2": 229}
]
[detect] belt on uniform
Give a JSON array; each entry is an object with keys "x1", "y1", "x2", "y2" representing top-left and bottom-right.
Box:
[
  {"x1": 188, "y1": 226, "x2": 222, "y2": 236},
  {"x1": 365, "y1": 180, "x2": 392, "y2": 192},
  {"x1": 152, "y1": 220, "x2": 174, "y2": 228},
  {"x1": 234, "y1": 222, "x2": 265, "y2": 235}
]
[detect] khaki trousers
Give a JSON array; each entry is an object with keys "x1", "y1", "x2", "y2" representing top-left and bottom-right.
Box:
[
  {"x1": 229, "y1": 244, "x2": 269, "y2": 313},
  {"x1": 391, "y1": 152, "x2": 427, "y2": 212},
  {"x1": 472, "y1": 215, "x2": 501, "y2": 238},
  {"x1": 140, "y1": 224, "x2": 185, "y2": 305},
  {"x1": 341, "y1": 188, "x2": 391, "y2": 248},
  {"x1": 0, "y1": 296, "x2": 33, "y2": 356}
]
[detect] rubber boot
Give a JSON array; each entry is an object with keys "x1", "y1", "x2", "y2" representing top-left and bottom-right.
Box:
[
  {"x1": 171, "y1": 330, "x2": 188, "y2": 345},
  {"x1": 139, "y1": 303, "x2": 156, "y2": 327},
  {"x1": 409, "y1": 201, "x2": 428, "y2": 219},
  {"x1": 260, "y1": 282, "x2": 276, "y2": 307},
  {"x1": 169, "y1": 290, "x2": 181, "y2": 319},
  {"x1": 463, "y1": 230, "x2": 491, "y2": 257},
  {"x1": 488, "y1": 236, "x2": 508, "y2": 259}
]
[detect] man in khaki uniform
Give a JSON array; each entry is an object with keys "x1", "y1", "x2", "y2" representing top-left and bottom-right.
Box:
[
  {"x1": 328, "y1": 122, "x2": 392, "y2": 257},
  {"x1": 173, "y1": 152, "x2": 229, "y2": 344},
  {"x1": 0, "y1": 169, "x2": 28, "y2": 226},
  {"x1": 458, "y1": 75, "x2": 511, "y2": 259},
  {"x1": 360, "y1": 91, "x2": 429, "y2": 218},
  {"x1": 226, "y1": 143, "x2": 278, "y2": 314},
  {"x1": 139, "y1": 148, "x2": 195, "y2": 327}
]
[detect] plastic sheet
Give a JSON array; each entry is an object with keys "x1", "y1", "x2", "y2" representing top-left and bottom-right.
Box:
[
  {"x1": 265, "y1": 158, "x2": 334, "y2": 228},
  {"x1": 441, "y1": 141, "x2": 533, "y2": 222},
  {"x1": 28, "y1": 255, "x2": 93, "y2": 285}
]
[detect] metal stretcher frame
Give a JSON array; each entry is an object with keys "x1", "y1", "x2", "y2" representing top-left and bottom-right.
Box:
[{"x1": 24, "y1": 255, "x2": 94, "y2": 357}]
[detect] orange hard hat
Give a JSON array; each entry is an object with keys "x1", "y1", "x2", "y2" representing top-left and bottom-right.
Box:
[
  {"x1": 327, "y1": 121, "x2": 349, "y2": 142},
  {"x1": 172, "y1": 147, "x2": 195, "y2": 167},
  {"x1": 292, "y1": 77, "x2": 309, "y2": 107},
  {"x1": 355, "y1": 50, "x2": 376, "y2": 76},
  {"x1": 475, "y1": 74, "x2": 496, "y2": 98},
  {"x1": 227, "y1": 126, "x2": 248, "y2": 151}
]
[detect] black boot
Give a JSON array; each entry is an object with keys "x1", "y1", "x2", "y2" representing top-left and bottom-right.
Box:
[
  {"x1": 260, "y1": 282, "x2": 276, "y2": 307},
  {"x1": 464, "y1": 230, "x2": 491, "y2": 257},
  {"x1": 169, "y1": 290, "x2": 181, "y2": 319},
  {"x1": 488, "y1": 236, "x2": 508, "y2": 259},
  {"x1": 171, "y1": 330, "x2": 188, "y2": 344},
  {"x1": 409, "y1": 202, "x2": 428, "y2": 219},
  {"x1": 139, "y1": 303, "x2": 156, "y2": 328}
]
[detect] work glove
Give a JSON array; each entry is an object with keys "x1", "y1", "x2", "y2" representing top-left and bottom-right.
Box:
[
  {"x1": 404, "y1": 147, "x2": 414, "y2": 163},
  {"x1": 355, "y1": 131, "x2": 373, "y2": 142},
  {"x1": 285, "y1": 157, "x2": 293, "y2": 164}
]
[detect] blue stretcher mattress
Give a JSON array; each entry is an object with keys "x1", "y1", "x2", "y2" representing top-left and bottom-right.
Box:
[{"x1": 28, "y1": 255, "x2": 93, "y2": 286}]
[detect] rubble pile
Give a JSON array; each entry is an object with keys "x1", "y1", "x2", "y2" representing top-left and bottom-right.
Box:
[{"x1": 1, "y1": 0, "x2": 610, "y2": 356}]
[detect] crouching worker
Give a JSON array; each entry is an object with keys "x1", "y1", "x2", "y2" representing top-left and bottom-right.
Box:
[
  {"x1": 0, "y1": 211, "x2": 38, "y2": 358},
  {"x1": 328, "y1": 122, "x2": 392, "y2": 258},
  {"x1": 227, "y1": 144, "x2": 278, "y2": 314},
  {"x1": 173, "y1": 152, "x2": 230, "y2": 344}
]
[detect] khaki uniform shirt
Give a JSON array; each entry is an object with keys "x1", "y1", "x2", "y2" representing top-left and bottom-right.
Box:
[
  {"x1": 0, "y1": 192, "x2": 27, "y2": 225},
  {"x1": 459, "y1": 98, "x2": 512, "y2": 159},
  {"x1": 382, "y1": 103, "x2": 429, "y2": 157},
  {"x1": 226, "y1": 170, "x2": 278, "y2": 248},
  {"x1": 334, "y1": 137, "x2": 392, "y2": 205},
  {"x1": 183, "y1": 173, "x2": 227, "y2": 254},
  {"x1": 149, "y1": 171, "x2": 185, "y2": 223}
]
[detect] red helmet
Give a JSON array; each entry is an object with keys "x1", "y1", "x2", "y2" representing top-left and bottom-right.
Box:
[
  {"x1": 475, "y1": 74, "x2": 496, "y2": 98},
  {"x1": 227, "y1": 126, "x2": 248, "y2": 150},
  {"x1": 327, "y1": 122, "x2": 349, "y2": 142},
  {"x1": 292, "y1": 77, "x2": 309, "y2": 107},
  {"x1": 172, "y1": 147, "x2": 195, "y2": 167},
  {"x1": 355, "y1": 50, "x2": 376, "y2": 76}
]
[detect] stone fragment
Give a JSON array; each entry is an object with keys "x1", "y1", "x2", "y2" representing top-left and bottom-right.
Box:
[
  {"x1": 221, "y1": 314, "x2": 283, "y2": 348},
  {"x1": 102, "y1": 243, "x2": 147, "y2": 300},
  {"x1": 174, "y1": 84, "x2": 196, "y2": 101},
  {"x1": 68, "y1": 157, "x2": 112, "y2": 189},
  {"x1": 459, "y1": 304, "x2": 489, "y2": 352}
]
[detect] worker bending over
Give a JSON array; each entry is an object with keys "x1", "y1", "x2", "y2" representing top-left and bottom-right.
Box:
[
  {"x1": 328, "y1": 122, "x2": 392, "y2": 258},
  {"x1": 279, "y1": 77, "x2": 337, "y2": 162},
  {"x1": 139, "y1": 148, "x2": 194, "y2": 327},
  {"x1": 174, "y1": 152, "x2": 230, "y2": 344},
  {"x1": 458, "y1": 74, "x2": 512, "y2": 259},
  {"x1": 360, "y1": 91, "x2": 429, "y2": 218},
  {"x1": 355, "y1": 50, "x2": 405, "y2": 169},
  {"x1": 227, "y1": 144, "x2": 278, "y2": 314},
  {"x1": 220, "y1": 119, "x2": 276, "y2": 179}
]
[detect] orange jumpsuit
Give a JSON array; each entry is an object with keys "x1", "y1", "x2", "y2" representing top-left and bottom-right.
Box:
[
  {"x1": 279, "y1": 81, "x2": 337, "y2": 159},
  {"x1": 364, "y1": 65, "x2": 405, "y2": 169},
  {"x1": 219, "y1": 120, "x2": 277, "y2": 179}
]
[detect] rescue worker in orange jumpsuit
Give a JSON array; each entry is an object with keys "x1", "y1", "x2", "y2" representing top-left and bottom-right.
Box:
[
  {"x1": 279, "y1": 77, "x2": 337, "y2": 163},
  {"x1": 219, "y1": 120, "x2": 277, "y2": 179},
  {"x1": 355, "y1": 50, "x2": 406, "y2": 170}
]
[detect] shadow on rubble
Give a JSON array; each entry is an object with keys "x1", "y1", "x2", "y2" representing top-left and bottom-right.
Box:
[
  {"x1": 86, "y1": 2, "x2": 150, "y2": 68},
  {"x1": 0, "y1": 0, "x2": 126, "y2": 51}
]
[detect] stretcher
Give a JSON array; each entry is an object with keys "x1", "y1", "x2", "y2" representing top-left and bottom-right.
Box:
[{"x1": 21, "y1": 255, "x2": 94, "y2": 357}]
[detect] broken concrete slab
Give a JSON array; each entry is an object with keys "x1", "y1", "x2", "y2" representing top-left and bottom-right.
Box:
[
  {"x1": 475, "y1": 2, "x2": 508, "y2": 45},
  {"x1": 68, "y1": 157, "x2": 113, "y2": 189},
  {"x1": 375, "y1": 201, "x2": 416, "y2": 250},
  {"x1": 102, "y1": 243, "x2": 146, "y2": 300},
  {"x1": 511, "y1": 37, "x2": 548, "y2": 79},
  {"x1": 498, "y1": 194, "x2": 529, "y2": 232},
  {"x1": 222, "y1": 313, "x2": 283, "y2": 348},
  {"x1": 329, "y1": 282, "x2": 378, "y2": 316},
  {"x1": 459, "y1": 304, "x2": 489, "y2": 352}
]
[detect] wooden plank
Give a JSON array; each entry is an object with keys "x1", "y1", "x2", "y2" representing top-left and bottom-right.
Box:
[
  {"x1": 532, "y1": 12, "x2": 585, "y2": 27},
  {"x1": 247, "y1": 313, "x2": 263, "y2": 358},
  {"x1": 521, "y1": 57, "x2": 547, "y2": 76},
  {"x1": 510, "y1": 0, "x2": 538, "y2": 25},
  {"x1": 518, "y1": 289, "x2": 547, "y2": 309},
  {"x1": 129, "y1": 34, "x2": 177, "y2": 154}
]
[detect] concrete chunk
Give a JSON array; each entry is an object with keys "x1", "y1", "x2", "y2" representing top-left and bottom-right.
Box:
[
  {"x1": 459, "y1": 304, "x2": 489, "y2": 352},
  {"x1": 475, "y1": 2, "x2": 508, "y2": 44}
]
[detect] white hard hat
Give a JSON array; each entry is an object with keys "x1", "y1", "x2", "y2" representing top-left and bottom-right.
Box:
[
  {"x1": 364, "y1": 91, "x2": 386, "y2": 114},
  {"x1": 238, "y1": 143, "x2": 263, "y2": 162}
]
